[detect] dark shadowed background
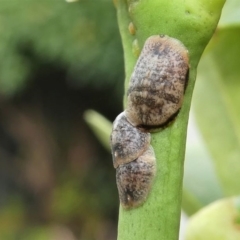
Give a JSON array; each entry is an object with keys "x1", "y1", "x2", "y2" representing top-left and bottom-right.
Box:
[{"x1": 0, "y1": 0, "x2": 123, "y2": 239}]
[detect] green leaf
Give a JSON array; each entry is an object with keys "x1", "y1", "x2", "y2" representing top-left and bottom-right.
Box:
[
  {"x1": 183, "y1": 115, "x2": 223, "y2": 215},
  {"x1": 218, "y1": 0, "x2": 240, "y2": 27},
  {"x1": 84, "y1": 110, "x2": 112, "y2": 151},
  {"x1": 182, "y1": 188, "x2": 203, "y2": 216},
  {"x1": 193, "y1": 26, "x2": 240, "y2": 196},
  {"x1": 185, "y1": 196, "x2": 240, "y2": 240}
]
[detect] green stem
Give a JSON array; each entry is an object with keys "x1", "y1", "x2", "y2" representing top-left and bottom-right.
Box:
[{"x1": 115, "y1": 0, "x2": 225, "y2": 239}]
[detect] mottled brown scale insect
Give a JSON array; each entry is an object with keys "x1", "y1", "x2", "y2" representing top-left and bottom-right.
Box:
[
  {"x1": 116, "y1": 145, "x2": 156, "y2": 209},
  {"x1": 125, "y1": 35, "x2": 189, "y2": 131},
  {"x1": 110, "y1": 111, "x2": 150, "y2": 168}
]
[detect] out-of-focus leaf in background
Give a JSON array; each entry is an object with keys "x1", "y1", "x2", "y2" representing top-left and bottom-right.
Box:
[
  {"x1": 183, "y1": 0, "x2": 240, "y2": 215},
  {"x1": 84, "y1": 110, "x2": 112, "y2": 151},
  {"x1": 183, "y1": 114, "x2": 223, "y2": 215},
  {"x1": 185, "y1": 196, "x2": 240, "y2": 240},
  {"x1": 193, "y1": 4, "x2": 240, "y2": 196}
]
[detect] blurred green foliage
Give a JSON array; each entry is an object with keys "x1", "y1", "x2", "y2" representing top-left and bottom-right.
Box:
[
  {"x1": 184, "y1": 0, "x2": 240, "y2": 212},
  {"x1": 0, "y1": 0, "x2": 123, "y2": 95}
]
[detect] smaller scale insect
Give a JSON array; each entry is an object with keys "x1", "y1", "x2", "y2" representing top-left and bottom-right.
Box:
[
  {"x1": 111, "y1": 112, "x2": 156, "y2": 209},
  {"x1": 110, "y1": 34, "x2": 189, "y2": 209}
]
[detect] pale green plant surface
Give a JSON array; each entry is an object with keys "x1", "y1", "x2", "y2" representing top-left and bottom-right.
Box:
[
  {"x1": 185, "y1": 196, "x2": 240, "y2": 240},
  {"x1": 192, "y1": 0, "x2": 240, "y2": 197},
  {"x1": 183, "y1": 114, "x2": 224, "y2": 215},
  {"x1": 184, "y1": 0, "x2": 240, "y2": 238}
]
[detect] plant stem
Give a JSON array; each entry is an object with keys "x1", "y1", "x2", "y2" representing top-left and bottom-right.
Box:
[{"x1": 115, "y1": 0, "x2": 225, "y2": 239}]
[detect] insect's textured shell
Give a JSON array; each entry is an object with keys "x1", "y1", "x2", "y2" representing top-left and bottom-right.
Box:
[
  {"x1": 116, "y1": 145, "x2": 156, "y2": 209},
  {"x1": 125, "y1": 35, "x2": 189, "y2": 131},
  {"x1": 110, "y1": 112, "x2": 150, "y2": 168}
]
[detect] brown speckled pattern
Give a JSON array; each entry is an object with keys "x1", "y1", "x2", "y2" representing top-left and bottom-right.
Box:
[
  {"x1": 125, "y1": 35, "x2": 189, "y2": 131},
  {"x1": 116, "y1": 146, "x2": 156, "y2": 209},
  {"x1": 110, "y1": 112, "x2": 150, "y2": 168},
  {"x1": 110, "y1": 35, "x2": 189, "y2": 209}
]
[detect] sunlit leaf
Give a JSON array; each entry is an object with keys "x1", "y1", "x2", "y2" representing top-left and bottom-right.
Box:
[
  {"x1": 84, "y1": 110, "x2": 112, "y2": 151},
  {"x1": 193, "y1": 25, "x2": 240, "y2": 195},
  {"x1": 183, "y1": 115, "x2": 223, "y2": 215}
]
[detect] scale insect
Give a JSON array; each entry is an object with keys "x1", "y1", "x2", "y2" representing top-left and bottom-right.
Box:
[
  {"x1": 116, "y1": 145, "x2": 156, "y2": 209},
  {"x1": 110, "y1": 112, "x2": 156, "y2": 209},
  {"x1": 110, "y1": 112, "x2": 150, "y2": 168},
  {"x1": 125, "y1": 34, "x2": 189, "y2": 131}
]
